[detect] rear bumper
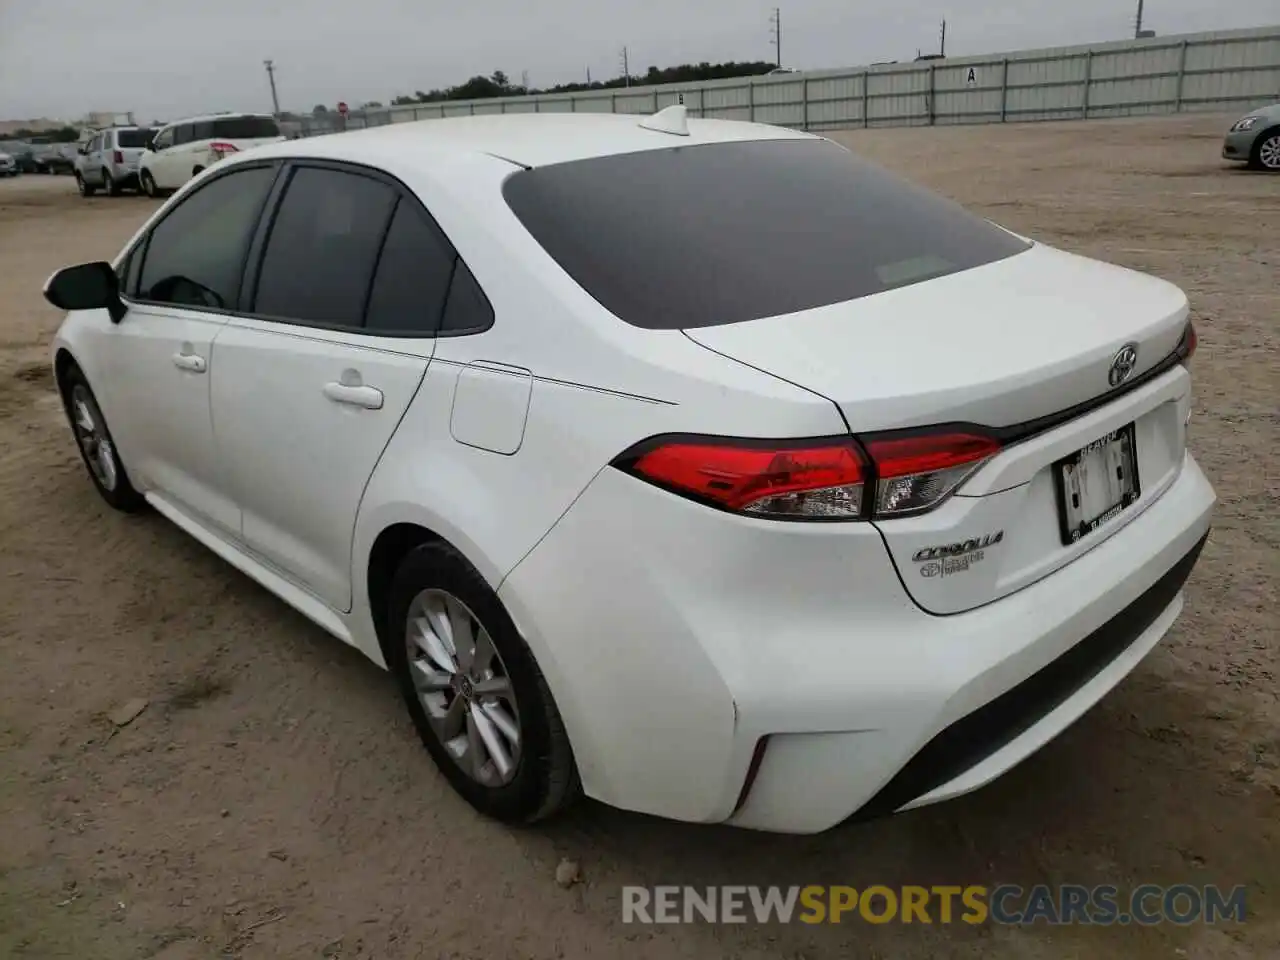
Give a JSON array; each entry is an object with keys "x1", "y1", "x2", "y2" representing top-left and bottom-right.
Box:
[{"x1": 500, "y1": 451, "x2": 1214, "y2": 833}]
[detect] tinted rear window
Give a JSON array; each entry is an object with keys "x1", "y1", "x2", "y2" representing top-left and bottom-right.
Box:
[
  {"x1": 116, "y1": 129, "x2": 154, "y2": 148},
  {"x1": 212, "y1": 116, "x2": 280, "y2": 140},
  {"x1": 503, "y1": 138, "x2": 1030, "y2": 329}
]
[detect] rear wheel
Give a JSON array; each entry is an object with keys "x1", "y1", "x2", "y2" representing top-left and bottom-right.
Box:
[
  {"x1": 386, "y1": 542, "x2": 579, "y2": 824},
  {"x1": 1250, "y1": 128, "x2": 1280, "y2": 171},
  {"x1": 75, "y1": 172, "x2": 95, "y2": 197},
  {"x1": 60, "y1": 365, "x2": 144, "y2": 512}
]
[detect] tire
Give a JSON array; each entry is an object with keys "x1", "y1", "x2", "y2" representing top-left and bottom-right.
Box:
[
  {"x1": 191, "y1": 165, "x2": 205, "y2": 180},
  {"x1": 387, "y1": 542, "x2": 580, "y2": 824},
  {"x1": 75, "y1": 172, "x2": 95, "y2": 197},
  {"x1": 139, "y1": 169, "x2": 158, "y2": 198},
  {"x1": 103, "y1": 170, "x2": 121, "y2": 196},
  {"x1": 60, "y1": 365, "x2": 145, "y2": 512},
  {"x1": 1249, "y1": 127, "x2": 1280, "y2": 172}
]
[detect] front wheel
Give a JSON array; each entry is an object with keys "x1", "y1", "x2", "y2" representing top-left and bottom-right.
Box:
[
  {"x1": 139, "y1": 169, "x2": 158, "y2": 197},
  {"x1": 103, "y1": 170, "x2": 121, "y2": 196},
  {"x1": 387, "y1": 542, "x2": 580, "y2": 824},
  {"x1": 75, "y1": 172, "x2": 96, "y2": 197},
  {"x1": 61, "y1": 366, "x2": 144, "y2": 512},
  {"x1": 1250, "y1": 129, "x2": 1280, "y2": 172}
]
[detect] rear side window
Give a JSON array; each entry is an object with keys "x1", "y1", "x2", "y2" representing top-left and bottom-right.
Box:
[
  {"x1": 253, "y1": 167, "x2": 397, "y2": 326},
  {"x1": 192, "y1": 121, "x2": 214, "y2": 141},
  {"x1": 364, "y1": 200, "x2": 457, "y2": 335},
  {"x1": 439, "y1": 261, "x2": 493, "y2": 335},
  {"x1": 174, "y1": 124, "x2": 194, "y2": 145},
  {"x1": 138, "y1": 165, "x2": 276, "y2": 310},
  {"x1": 213, "y1": 116, "x2": 280, "y2": 139},
  {"x1": 503, "y1": 138, "x2": 1030, "y2": 329},
  {"x1": 117, "y1": 129, "x2": 152, "y2": 148}
]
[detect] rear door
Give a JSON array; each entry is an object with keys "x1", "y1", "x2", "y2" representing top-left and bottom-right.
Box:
[
  {"x1": 209, "y1": 163, "x2": 456, "y2": 611},
  {"x1": 114, "y1": 128, "x2": 152, "y2": 178}
]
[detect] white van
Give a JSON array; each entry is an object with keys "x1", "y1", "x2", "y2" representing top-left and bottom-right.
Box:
[{"x1": 138, "y1": 113, "x2": 285, "y2": 196}]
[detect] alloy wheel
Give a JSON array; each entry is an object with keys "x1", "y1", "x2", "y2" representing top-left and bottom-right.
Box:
[
  {"x1": 1259, "y1": 134, "x2": 1280, "y2": 171},
  {"x1": 404, "y1": 588, "x2": 522, "y2": 787},
  {"x1": 70, "y1": 385, "x2": 118, "y2": 492}
]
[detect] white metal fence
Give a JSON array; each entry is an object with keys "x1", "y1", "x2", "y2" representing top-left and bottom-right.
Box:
[{"x1": 293, "y1": 24, "x2": 1279, "y2": 136}]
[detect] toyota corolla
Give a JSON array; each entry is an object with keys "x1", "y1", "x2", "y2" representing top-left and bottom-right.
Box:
[{"x1": 43, "y1": 108, "x2": 1214, "y2": 833}]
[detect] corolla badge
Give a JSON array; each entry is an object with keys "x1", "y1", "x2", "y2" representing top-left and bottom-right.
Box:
[{"x1": 1108, "y1": 343, "x2": 1139, "y2": 388}]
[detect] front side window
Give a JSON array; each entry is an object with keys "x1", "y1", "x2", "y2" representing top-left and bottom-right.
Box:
[
  {"x1": 253, "y1": 167, "x2": 396, "y2": 326},
  {"x1": 152, "y1": 128, "x2": 174, "y2": 150},
  {"x1": 137, "y1": 165, "x2": 277, "y2": 310},
  {"x1": 503, "y1": 138, "x2": 1031, "y2": 329}
]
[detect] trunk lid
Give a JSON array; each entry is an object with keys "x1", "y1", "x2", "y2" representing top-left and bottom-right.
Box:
[
  {"x1": 683, "y1": 243, "x2": 1188, "y2": 433},
  {"x1": 684, "y1": 243, "x2": 1193, "y2": 614}
]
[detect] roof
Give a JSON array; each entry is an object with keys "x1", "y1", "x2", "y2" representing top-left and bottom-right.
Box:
[
  {"x1": 158, "y1": 111, "x2": 274, "y2": 127},
  {"x1": 250, "y1": 111, "x2": 817, "y2": 169}
]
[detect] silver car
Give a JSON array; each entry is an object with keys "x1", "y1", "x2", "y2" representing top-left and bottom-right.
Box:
[
  {"x1": 1221, "y1": 102, "x2": 1280, "y2": 171},
  {"x1": 0, "y1": 152, "x2": 17, "y2": 177},
  {"x1": 75, "y1": 126, "x2": 156, "y2": 196}
]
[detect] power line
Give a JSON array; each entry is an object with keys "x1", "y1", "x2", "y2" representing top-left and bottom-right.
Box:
[
  {"x1": 769, "y1": 8, "x2": 782, "y2": 67},
  {"x1": 263, "y1": 59, "x2": 280, "y2": 115}
]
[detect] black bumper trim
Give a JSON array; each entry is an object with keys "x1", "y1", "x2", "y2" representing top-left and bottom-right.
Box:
[{"x1": 850, "y1": 530, "x2": 1209, "y2": 822}]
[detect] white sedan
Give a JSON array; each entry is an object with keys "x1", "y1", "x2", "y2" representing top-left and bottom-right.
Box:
[{"x1": 43, "y1": 108, "x2": 1214, "y2": 833}]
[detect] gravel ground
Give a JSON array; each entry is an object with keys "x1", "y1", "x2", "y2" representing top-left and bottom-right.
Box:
[{"x1": 0, "y1": 114, "x2": 1276, "y2": 960}]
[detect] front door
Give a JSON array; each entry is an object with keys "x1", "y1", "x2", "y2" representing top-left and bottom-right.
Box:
[
  {"x1": 103, "y1": 304, "x2": 239, "y2": 534},
  {"x1": 105, "y1": 159, "x2": 281, "y2": 530}
]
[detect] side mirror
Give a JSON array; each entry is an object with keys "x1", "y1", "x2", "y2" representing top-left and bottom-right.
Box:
[
  {"x1": 146, "y1": 139, "x2": 157, "y2": 152},
  {"x1": 43, "y1": 262, "x2": 126, "y2": 323},
  {"x1": 77, "y1": 145, "x2": 88, "y2": 155}
]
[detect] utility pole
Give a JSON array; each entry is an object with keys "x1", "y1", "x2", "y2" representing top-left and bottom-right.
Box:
[
  {"x1": 940, "y1": 19, "x2": 947, "y2": 56},
  {"x1": 769, "y1": 8, "x2": 782, "y2": 67},
  {"x1": 521, "y1": 69, "x2": 530, "y2": 90},
  {"x1": 1134, "y1": 0, "x2": 1145, "y2": 38},
  {"x1": 263, "y1": 59, "x2": 280, "y2": 115},
  {"x1": 587, "y1": 66, "x2": 592, "y2": 84},
  {"x1": 620, "y1": 46, "x2": 630, "y2": 86}
]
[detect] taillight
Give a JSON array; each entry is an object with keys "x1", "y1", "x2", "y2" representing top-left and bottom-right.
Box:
[
  {"x1": 615, "y1": 436, "x2": 866, "y2": 520},
  {"x1": 112, "y1": 150, "x2": 123, "y2": 164},
  {"x1": 612, "y1": 428, "x2": 1002, "y2": 521},
  {"x1": 862, "y1": 431, "x2": 1002, "y2": 517},
  {"x1": 209, "y1": 141, "x2": 239, "y2": 159}
]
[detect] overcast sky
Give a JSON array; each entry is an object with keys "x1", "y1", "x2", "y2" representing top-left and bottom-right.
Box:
[{"x1": 1, "y1": 0, "x2": 1274, "y2": 122}]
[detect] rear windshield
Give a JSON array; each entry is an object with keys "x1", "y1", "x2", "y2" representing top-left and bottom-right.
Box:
[
  {"x1": 503, "y1": 138, "x2": 1030, "y2": 329},
  {"x1": 211, "y1": 116, "x2": 280, "y2": 140},
  {"x1": 116, "y1": 129, "x2": 154, "y2": 148}
]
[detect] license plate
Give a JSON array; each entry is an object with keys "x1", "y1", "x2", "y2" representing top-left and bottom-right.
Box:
[{"x1": 1054, "y1": 423, "x2": 1140, "y2": 545}]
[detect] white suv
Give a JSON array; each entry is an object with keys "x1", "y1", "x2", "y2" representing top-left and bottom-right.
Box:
[{"x1": 138, "y1": 113, "x2": 284, "y2": 196}]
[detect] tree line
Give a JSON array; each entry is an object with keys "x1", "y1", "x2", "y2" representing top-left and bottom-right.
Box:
[
  {"x1": 312, "y1": 60, "x2": 779, "y2": 115},
  {"x1": 4, "y1": 126, "x2": 82, "y2": 142}
]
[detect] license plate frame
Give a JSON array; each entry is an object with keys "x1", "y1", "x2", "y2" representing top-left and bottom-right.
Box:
[{"x1": 1053, "y1": 422, "x2": 1141, "y2": 546}]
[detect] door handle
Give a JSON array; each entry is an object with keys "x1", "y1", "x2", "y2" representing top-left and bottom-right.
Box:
[
  {"x1": 172, "y1": 352, "x2": 207, "y2": 373},
  {"x1": 323, "y1": 382, "x2": 384, "y2": 410}
]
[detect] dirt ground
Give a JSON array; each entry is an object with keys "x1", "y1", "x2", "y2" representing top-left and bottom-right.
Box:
[{"x1": 0, "y1": 114, "x2": 1276, "y2": 959}]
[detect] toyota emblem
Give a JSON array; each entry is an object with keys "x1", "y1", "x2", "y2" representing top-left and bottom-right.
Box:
[{"x1": 1108, "y1": 343, "x2": 1139, "y2": 387}]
